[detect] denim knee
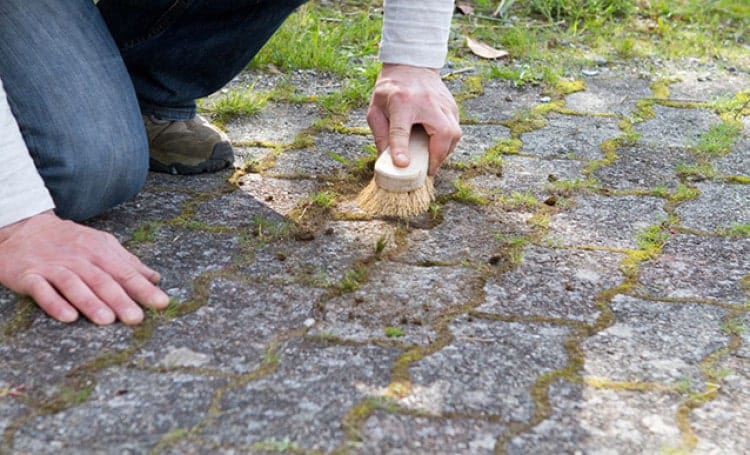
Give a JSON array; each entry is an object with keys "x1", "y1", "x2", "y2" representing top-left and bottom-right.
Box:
[{"x1": 49, "y1": 128, "x2": 149, "y2": 222}]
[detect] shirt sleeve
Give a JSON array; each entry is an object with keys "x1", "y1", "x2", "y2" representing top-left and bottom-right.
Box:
[
  {"x1": 379, "y1": 0, "x2": 455, "y2": 69},
  {"x1": 0, "y1": 76, "x2": 55, "y2": 228}
]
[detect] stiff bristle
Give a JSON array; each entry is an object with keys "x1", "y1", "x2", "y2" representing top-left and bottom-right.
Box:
[{"x1": 357, "y1": 177, "x2": 435, "y2": 218}]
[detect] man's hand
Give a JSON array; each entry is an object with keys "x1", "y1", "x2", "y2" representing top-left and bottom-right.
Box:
[
  {"x1": 367, "y1": 63, "x2": 462, "y2": 175},
  {"x1": 0, "y1": 211, "x2": 169, "y2": 325}
]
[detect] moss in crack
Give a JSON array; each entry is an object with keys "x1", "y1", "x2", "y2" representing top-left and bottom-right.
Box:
[
  {"x1": 692, "y1": 121, "x2": 742, "y2": 158},
  {"x1": 2, "y1": 297, "x2": 38, "y2": 338}
]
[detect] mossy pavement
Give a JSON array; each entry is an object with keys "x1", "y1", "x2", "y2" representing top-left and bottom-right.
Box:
[{"x1": 1, "y1": 1, "x2": 749, "y2": 453}]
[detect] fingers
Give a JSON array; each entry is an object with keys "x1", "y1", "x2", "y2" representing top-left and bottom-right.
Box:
[
  {"x1": 20, "y1": 273, "x2": 78, "y2": 323},
  {"x1": 426, "y1": 117, "x2": 462, "y2": 176},
  {"x1": 367, "y1": 106, "x2": 390, "y2": 156},
  {"x1": 387, "y1": 112, "x2": 414, "y2": 168},
  {"x1": 46, "y1": 267, "x2": 116, "y2": 325}
]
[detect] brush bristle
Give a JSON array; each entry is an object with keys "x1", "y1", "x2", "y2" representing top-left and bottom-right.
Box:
[{"x1": 357, "y1": 177, "x2": 435, "y2": 218}]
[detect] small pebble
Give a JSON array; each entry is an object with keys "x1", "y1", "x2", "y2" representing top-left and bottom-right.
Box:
[
  {"x1": 540, "y1": 96, "x2": 552, "y2": 103},
  {"x1": 303, "y1": 318, "x2": 316, "y2": 328},
  {"x1": 582, "y1": 69, "x2": 599, "y2": 76}
]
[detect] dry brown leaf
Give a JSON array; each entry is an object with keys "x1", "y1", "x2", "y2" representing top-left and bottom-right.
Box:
[
  {"x1": 466, "y1": 37, "x2": 509, "y2": 60},
  {"x1": 456, "y1": 3, "x2": 474, "y2": 15}
]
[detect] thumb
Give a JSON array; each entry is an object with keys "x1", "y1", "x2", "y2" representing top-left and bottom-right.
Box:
[{"x1": 388, "y1": 121, "x2": 412, "y2": 168}]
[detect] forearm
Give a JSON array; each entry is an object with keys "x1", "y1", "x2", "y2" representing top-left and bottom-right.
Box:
[
  {"x1": 0, "y1": 77, "x2": 55, "y2": 228},
  {"x1": 379, "y1": 0, "x2": 455, "y2": 69}
]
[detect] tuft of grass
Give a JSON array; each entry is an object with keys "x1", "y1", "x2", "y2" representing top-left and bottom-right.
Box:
[
  {"x1": 693, "y1": 122, "x2": 742, "y2": 157},
  {"x1": 251, "y1": 4, "x2": 382, "y2": 77},
  {"x1": 337, "y1": 265, "x2": 367, "y2": 292},
  {"x1": 307, "y1": 190, "x2": 336, "y2": 209},
  {"x1": 384, "y1": 327, "x2": 405, "y2": 338},
  {"x1": 636, "y1": 224, "x2": 670, "y2": 257},
  {"x1": 451, "y1": 180, "x2": 488, "y2": 205},
  {"x1": 208, "y1": 86, "x2": 270, "y2": 122},
  {"x1": 131, "y1": 221, "x2": 160, "y2": 242},
  {"x1": 727, "y1": 223, "x2": 750, "y2": 236}
]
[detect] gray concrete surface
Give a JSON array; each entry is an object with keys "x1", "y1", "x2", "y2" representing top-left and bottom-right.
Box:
[{"x1": 1, "y1": 59, "x2": 749, "y2": 454}]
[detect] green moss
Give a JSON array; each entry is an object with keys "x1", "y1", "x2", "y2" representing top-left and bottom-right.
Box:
[
  {"x1": 555, "y1": 79, "x2": 586, "y2": 95},
  {"x1": 671, "y1": 184, "x2": 701, "y2": 203},
  {"x1": 131, "y1": 221, "x2": 161, "y2": 242}
]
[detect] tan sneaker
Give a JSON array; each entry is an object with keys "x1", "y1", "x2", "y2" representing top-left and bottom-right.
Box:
[{"x1": 144, "y1": 114, "x2": 234, "y2": 175}]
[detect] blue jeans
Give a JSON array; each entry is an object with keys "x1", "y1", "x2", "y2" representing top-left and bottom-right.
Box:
[{"x1": 0, "y1": 0, "x2": 306, "y2": 221}]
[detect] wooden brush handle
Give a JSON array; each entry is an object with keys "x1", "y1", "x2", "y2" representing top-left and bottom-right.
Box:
[{"x1": 373, "y1": 124, "x2": 430, "y2": 193}]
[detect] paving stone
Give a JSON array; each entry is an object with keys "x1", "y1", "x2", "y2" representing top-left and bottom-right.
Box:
[
  {"x1": 270, "y1": 132, "x2": 371, "y2": 178},
  {"x1": 737, "y1": 312, "x2": 750, "y2": 359},
  {"x1": 564, "y1": 76, "x2": 652, "y2": 115},
  {"x1": 478, "y1": 246, "x2": 625, "y2": 324},
  {"x1": 521, "y1": 113, "x2": 620, "y2": 160},
  {"x1": 191, "y1": 189, "x2": 282, "y2": 229},
  {"x1": 0, "y1": 315, "x2": 133, "y2": 403},
  {"x1": 714, "y1": 133, "x2": 750, "y2": 176},
  {"x1": 548, "y1": 195, "x2": 666, "y2": 249},
  {"x1": 507, "y1": 380, "x2": 683, "y2": 454},
  {"x1": 84, "y1": 189, "x2": 192, "y2": 242},
  {"x1": 11, "y1": 368, "x2": 223, "y2": 454},
  {"x1": 233, "y1": 145, "x2": 273, "y2": 166},
  {"x1": 393, "y1": 202, "x2": 531, "y2": 265},
  {"x1": 361, "y1": 412, "x2": 505, "y2": 455},
  {"x1": 236, "y1": 173, "x2": 319, "y2": 216},
  {"x1": 314, "y1": 263, "x2": 485, "y2": 346},
  {"x1": 228, "y1": 68, "x2": 343, "y2": 99},
  {"x1": 241, "y1": 220, "x2": 397, "y2": 286},
  {"x1": 403, "y1": 317, "x2": 569, "y2": 421},
  {"x1": 462, "y1": 80, "x2": 544, "y2": 122},
  {"x1": 667, "y1": 70, "x2": 750, "y2": 102},
  {"x1": 448, "y1": 124, "x2": 510, "y2": 165},
  {"x1": 583, "y1": 295, "x2": 728, "y2": 388},
  {"x1": 345, "y1": 107, "x2": 370, "y2": 130},
  {"x1": 202, "y1": 342, "x2": 399, "y2": 452},
  {"x1": 129, "y1": 227, "x2": 240, "y2": 303},
  {"x1": 471, "y1": 155, "x2": 585, "y2": 199},
  {"x1": 143, "y1": 169, "x2": 235, "y2": 194},
  {"x1": 135, "y1": 278, "x2": 324, "y2": 375},
  {"x1": 225, "y1": 102, "x2": 322, "y2": 144},
  {"x1": 677, "y1": 182, "x2": 750, "y2": 231},
  {"x1": 692, "y1": 354, "x2": 750, "y2": 454},
  {"x1": 638, "y1": 234, "x2": 750, "y2": 304},
  {"x1": 594, "y1": 144, "x2": 696, "y2": 190},
  {"x1": 635, "y1": 105, "x2": 721, "y2": 148}
]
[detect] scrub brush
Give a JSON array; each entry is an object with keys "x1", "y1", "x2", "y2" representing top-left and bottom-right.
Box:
[{"x1": 357, "y1": 124, "x2": 434, "y2": 218}]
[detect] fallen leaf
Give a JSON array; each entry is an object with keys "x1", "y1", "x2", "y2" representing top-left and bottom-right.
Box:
[
  {"x1": 456, "y1": 3, "x2": 474, "y2": 15},
  {"x1": 466, "y1": 37, "x2": 509, "y2": 60}
]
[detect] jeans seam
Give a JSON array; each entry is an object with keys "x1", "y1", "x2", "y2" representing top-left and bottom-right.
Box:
[{"x1": 120, "y1": 0, "x2": 192, "y2": 52}]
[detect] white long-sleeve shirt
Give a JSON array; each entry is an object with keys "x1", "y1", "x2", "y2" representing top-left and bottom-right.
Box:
[{"x1": 0, "y1": 1, "x2": 454, "y2": 228}]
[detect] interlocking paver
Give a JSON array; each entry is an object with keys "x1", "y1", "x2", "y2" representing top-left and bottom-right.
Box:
[
  {"x1": 638, "y1": 235, "x2": 750, "y2": 304},
  {"x1": 403, "y1": 317, "x2": 569, "y2": 421},
  {"x1": 582, "y1": 295, "x2": 728, "y2": 388},
  {"x1": 521, "y1": 113, "x2": 620, "y2": 160},
  {"x1": 564, "y1": 75, "x2": 651, "y2": 115},
  {"x1": 479, "y1": 246, "x2": 625, "y2": 323},
  {"x1": 594, "y1": 144, "x2": 696, "y2": 190},
  {"x1": 548, "y1": 194, "x2": 666, "y2": 249},
  {"x1": 677, "y1": 182, "x2": 750, "y2": 231}
]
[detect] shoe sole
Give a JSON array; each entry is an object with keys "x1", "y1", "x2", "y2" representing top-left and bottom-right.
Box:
[{"x1": 149, "y1": 142, "x2": 234, "y2": 175}]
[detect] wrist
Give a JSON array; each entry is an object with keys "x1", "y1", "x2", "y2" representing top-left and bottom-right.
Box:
[
  {"x1": 381, "y1": 63, "x2": 441, "y2": 75},
  {"x1": 0, "y1": 210, "x2": 56, "y2": 244}
]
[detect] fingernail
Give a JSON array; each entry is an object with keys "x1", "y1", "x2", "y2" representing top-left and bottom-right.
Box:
[
  {"x1": 96, "y1": 308, "x2": 115, "y2": 325},
  {"x1": 151, "y1": 293, "x2": 170, "y2": 308},
  {"x1": 124, "y1": 307, "x2": 143, "y2": 324},
  {"x1": 60, "y1": 308, "x2": 78, "y2": 323},
  {"x1": 395, "y1": 153, "x2": 409, "y2": 165}
]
